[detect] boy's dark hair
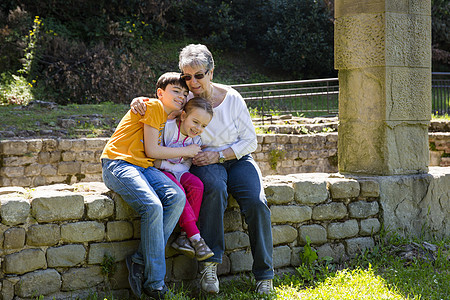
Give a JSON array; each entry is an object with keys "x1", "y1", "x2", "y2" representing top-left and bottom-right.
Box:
[
  {"x1": 156, "y1": 72, "x2": 188, "y2": 91},
  {"x1": 184, "y1": 97, "x2": 214, "y2": 117}
]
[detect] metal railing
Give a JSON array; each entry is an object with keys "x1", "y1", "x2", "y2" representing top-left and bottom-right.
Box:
[
  {"x1": 231, "y1": 78, "x2": 339, "y2": 121},
  {"x1": 231, "y1": 72, "x2": 450, "y2": 120},
  {"x1": 432, "y1": 72, "x2": 450, "y2": 115}
]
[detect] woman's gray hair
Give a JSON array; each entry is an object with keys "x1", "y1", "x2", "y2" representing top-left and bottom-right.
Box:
[{"x1": 179, "y1": 44, "x2": 215, "y2": 72}]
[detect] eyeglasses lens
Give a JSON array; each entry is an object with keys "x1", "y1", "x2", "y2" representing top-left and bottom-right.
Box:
[{"x1": 182, "y1": 70, "x2": 209, "y2": 81}]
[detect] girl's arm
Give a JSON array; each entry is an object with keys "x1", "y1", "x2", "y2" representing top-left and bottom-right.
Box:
[{"x1": 144, "y1": 124, "x2": 201, "y2": 159}]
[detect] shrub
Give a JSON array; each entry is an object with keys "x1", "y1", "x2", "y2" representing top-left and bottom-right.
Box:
[{"x1": 260, "y1": 0, "x2": 335, "y2": 78}]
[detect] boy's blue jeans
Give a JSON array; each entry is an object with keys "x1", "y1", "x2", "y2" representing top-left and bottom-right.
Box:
[
  {"x1": 101, "y1": 158, "x2": 185, "y2": 290},
  {"x1": 190, "y1": 154, "x2": 274, "y2": 280}
]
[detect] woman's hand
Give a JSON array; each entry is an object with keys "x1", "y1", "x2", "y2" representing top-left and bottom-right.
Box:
[
  {"x1": 192, "y1": 151, "x2": 219, "y2": 166},
  {"x1": 130, "y1": 97, "x2": 148, "y2": 116}
]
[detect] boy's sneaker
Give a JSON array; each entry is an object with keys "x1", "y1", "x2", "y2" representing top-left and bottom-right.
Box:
[
  {"x1": 256, "y1": 279, "x2": 274, "y2": 294},
  {"x1": 144, "y1": 285, "x2": 170, "y2": 300},
  {"x1": 200, "y1": 262, "x2": 219, "y2": 294},
  {"x1": 171, "y1": 234, "x2": 195, "y2": 258},
  {"x1": 191, "y1": 238, "x2": 214, "y2": 261},
  {"x1": 125, "y1": 255, "x2": 144, "y2": 298}
]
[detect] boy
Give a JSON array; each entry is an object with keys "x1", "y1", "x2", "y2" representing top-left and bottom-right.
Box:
[{"x1": 101, "y1": 72, "x2": 200, "y2": 299}]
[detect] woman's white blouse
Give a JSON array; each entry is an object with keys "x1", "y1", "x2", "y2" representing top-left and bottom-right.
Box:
[{"x1": 189, "y1": 85, "x2": 257, "y2": 159}]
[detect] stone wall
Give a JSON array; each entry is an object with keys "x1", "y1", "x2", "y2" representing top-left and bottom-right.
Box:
[
  {"x1": 1, "y1": 168, "x2": 449, "y2": 299},
  {"x1": 0, "y1": 134, "x2": 339, "y2": 188},
  {"x1": 429, "y1": 133, "x2": 450, "y2": 167},
  {"x1": 0, "y1": 175, "x2": 380, "y2": 299},
  {"x1": 2, "y1": 132, "x2": 449, "y2": 188}
]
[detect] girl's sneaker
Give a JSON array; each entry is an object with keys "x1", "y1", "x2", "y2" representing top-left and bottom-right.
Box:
[
  {"x1": 191, "y1": 238, "x2": 214, "y2": 261},
  {"x1": 171, "y1": 234, "x2": 195, "y2": 258}
]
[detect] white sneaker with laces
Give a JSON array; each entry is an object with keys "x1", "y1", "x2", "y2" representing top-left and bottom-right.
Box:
[
  {"x1": 200, "y1": 262, "x2": 219, "y2": 294},
  {"x1": 256, "y1": 279, "x2": 274, "y2": 294}
]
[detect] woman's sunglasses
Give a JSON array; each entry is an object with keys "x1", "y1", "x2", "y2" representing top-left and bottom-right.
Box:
[{"x1": 181, "y1": 70, "x2": 209, "y2": 81}]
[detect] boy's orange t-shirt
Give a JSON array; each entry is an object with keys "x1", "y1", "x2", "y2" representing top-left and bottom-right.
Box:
[{"x1": 101, "y1": 99, "x2": 167, "y2": 168}]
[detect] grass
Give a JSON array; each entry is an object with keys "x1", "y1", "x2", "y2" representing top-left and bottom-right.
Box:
[
  {"x1": 82, "y1": 231, "x2": 448, "y2": 300},
  {"x1": 0, "y1": 102, "x2": 129, "y2": 138}
]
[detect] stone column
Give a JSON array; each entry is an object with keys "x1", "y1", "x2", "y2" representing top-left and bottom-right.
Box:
[{"x1": 335, "y1": 0, "x2": 431, "y2": 175}]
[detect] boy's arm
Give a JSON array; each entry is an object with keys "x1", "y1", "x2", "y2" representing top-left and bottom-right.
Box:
[{"x1": 143, "y1": 124, "x2": 201, "y2": 159}]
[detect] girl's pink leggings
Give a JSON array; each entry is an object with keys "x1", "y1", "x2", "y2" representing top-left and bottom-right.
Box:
[{"x1": 162, "y1": 171, "x2": 203, "y2": 237}]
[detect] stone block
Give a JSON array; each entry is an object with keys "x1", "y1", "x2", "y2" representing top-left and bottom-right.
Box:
[
  {"x1": 111, "y1": 192, "x2": 140, "y2": 220},
  {"x1": 61, "y1": 221, "x2": 105, "y2": 243},
  {"x1": 339, "y1": 120, "x2": 429, "y2": 175},
  {"x1": 0, "y1": 187, "x2": 26, "y2": 195},
  {"x1": 273, "y1": 245, "x2": 291, "y2": 268},
  {"x1": 106, "y1": 221, "x2": 133, "y2": 241},
  {"x1": 385, "y1": 67, "x2": 431, "y2": 120},
  {"x1": 225, "y1": 231, "x2": 250, "y2": 250},
  {"x1": 229, "y1": 250, "x2": 252, "y2": 273},
  {"x1": 358, "y1": 180, "x2": 380, "y2": 197},
  {"x1": 4, "y1": 227, "x2": 26, "y2": 249},
  {"x1": 85, "y1": 194, "x2": 114, "y2": 220},
  {"x1": 299, "y1": 224, "x2": 327, "y2": 245},
  {"x1": 265, "y1": 183, "x2": 294, "y2": 204},
  {"x1": 27, "y1": 139, "x2": 43, "y2": 152},
  {"x1": 71, "y1": 139, "x2": 86, "y2": 151},
  {"x1": 38, "y1": 151, "x2": 61, "y2": 163},
  {"x1": 2, "y1": 155, "x2": 37, "y2": 167},
  {"x1": 0, "y1": 197, "x2": 30, "y2": 225},
  {"x1": 81, "y1": 162, "x2": 102, "y2": 173},
  {"x1": 58, "y1": 161, "x2": 81, "y2": 175},
  {"x1": 1, "y1": 279, "x2": 14, "y2": 300},
  {"x1": 345, "y1": 237, "x2": 375, "y2": 257},
  {"x1": 31, "y1": 190, "x2": 84, "y2": 222},
  {"x1": 27, "y1": 224, "x2": 60, "y2": 246},
  {"x1": 0, "y1": 140, "x2": 27, "y2": 155},
  {"x1": 312, "y1": 202, "x2": 347, "y2": 220},
  {"x1": 4, "y1": 249, "x2": 47, "y2": 275},
  {"x1": 348, "y1": 201, "x2": 379, "y2": 218},
  {"x1": 76, "y1": 151, "x2": 96, "y2": 162},
  {"x1": 378, "y1": 174, "x2": 432, "y2": 237},
  {"x1": 61, "y1": 151, "x2": 76, "y2": 161},
  {"x1": 61, "y1": 266, "x2": 103, "y2": 291},
  {"x1": 272, "y1": 225, "x2": 298, "y2": 245},
  {"x1": 108, "y1": 261, "x2": 129, "y2": 289},
  {"x1": 316, "y1": 243, "x2": 347, "y2": 262},
  {"x1": 360, "y1": 218, "x2": 381, "y2": 236},
  {"x1": 270, "y1": 205, "x2": 312, "y2": 223},
  {"x1": 88, "y1": 240, "x2": 140, "y2": 264},
  {"x1": 41, "y1": 164, "x2": 57, "y2": 176},
  {"x1": 291, "y1": 246, "x2": 304, "y2": 267},
  {"x1": 385, "y1": 14, "x2": 431, "y2": 68},
  {"x1": 218, "y1": 254, "x2": 231, "y2": 276},
  {"x1": 264, "y1": 135, "x2": 276, "y2": 144},
  {"x1": 335, "y1": 14, "x2": 385, "y2": 69},
  {"x1": 58, "y1": 139, "x2": 73, "y2": 151},
  {"x1": 42, "y1": 139, "x2": 58, "y2": 151},
  {"x1": 293, "y1": 180, "x2": 328, "y2": 204},
  {"x1": 338, "y1": 68, "x2": 386, "y2": 123},
  {"x1": 224, "y1": 210, "x2": 243, "y2": 232},
  {"x1": 172, "y1": 255, "x2": 198, "y2": 280},
  {"x1": 25, "y1": 163, "x2": 41, "y2": 176},
  {"x1": 327, "y1": 220, "x2": 359, "y2": 239},
  {"x1": 15, "y1": 269, "x2": 61, "y2": 298},
  {"x1": 0, "y1": 166, "x2": 24, "y2": 177},
  {"x1": 47, "y1": 244, "x2": 86, "y2": 267},
  {"x1": 328, "y1": 179, "x2": 360, "y2": 199},
  {"x1": 85, "y1": 138, "x2": 108, "y2": 151}
]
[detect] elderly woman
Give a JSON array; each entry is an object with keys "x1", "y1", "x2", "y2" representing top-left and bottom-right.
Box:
[{"x1": 131, "y1": 44, "x2": 274, "y2": 295}]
